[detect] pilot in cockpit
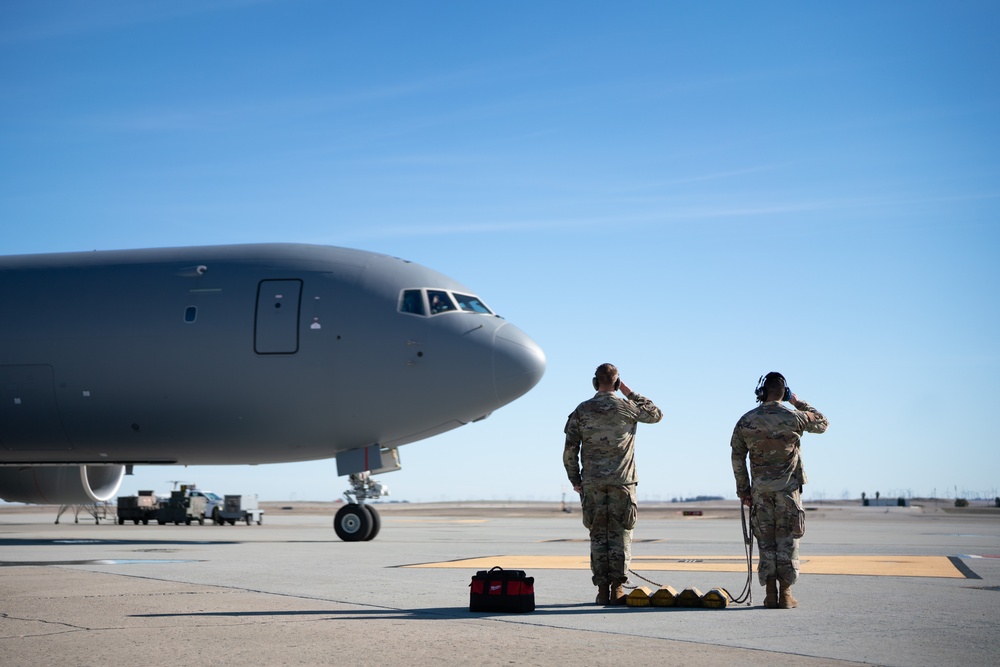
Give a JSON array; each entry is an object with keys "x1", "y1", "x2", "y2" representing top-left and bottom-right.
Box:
[{"x1": 430, "y1": 292, "x2": 453, "y2": 314}]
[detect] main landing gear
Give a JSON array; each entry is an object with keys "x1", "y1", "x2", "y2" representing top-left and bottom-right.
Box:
[{"x1": 334, "y1": 472, "x2": 386, "y2": 541}]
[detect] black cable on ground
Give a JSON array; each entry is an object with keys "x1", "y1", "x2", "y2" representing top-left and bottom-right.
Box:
[{"x1": 731, "y1": 502, "x2": 754, "y2": 605}]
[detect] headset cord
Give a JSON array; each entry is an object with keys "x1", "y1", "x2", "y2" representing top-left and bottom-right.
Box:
[{"x1": 730, "y1": 501, "x2": 754, "y2": 605}]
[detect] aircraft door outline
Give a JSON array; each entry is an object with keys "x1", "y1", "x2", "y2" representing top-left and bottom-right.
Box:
[{"x1": 254, "y1": 279, "x2": 303, "y2": 354}]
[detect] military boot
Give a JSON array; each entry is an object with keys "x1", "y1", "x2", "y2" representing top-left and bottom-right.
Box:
[
  {"x1": 763, "y1": 578, "x2": 778, "y2": 608},
  {"x1": 609, "y1": 584, "x2": 627, "y2": 605},
  {"x1": 778, "y1": 582, "x2": 798, "y2": 609},
  {"x1": 595, "y1": 584, "x2": 610, "y2": 605}
]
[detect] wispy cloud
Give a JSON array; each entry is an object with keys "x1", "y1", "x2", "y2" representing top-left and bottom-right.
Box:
[
  {"x1": 336, "y1": 189, "x2": 1000, "y2": 242},
  {"x1": 70, "y1": 57, "x2": 535, "y2": 137}
]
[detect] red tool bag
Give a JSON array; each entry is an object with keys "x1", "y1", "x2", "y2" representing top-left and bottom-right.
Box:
[{"x1": 469, "y1": 566, "x2": 535, "y2": 613}]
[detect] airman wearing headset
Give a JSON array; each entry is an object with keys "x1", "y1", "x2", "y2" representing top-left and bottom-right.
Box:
[
  {"x1": 563, "y1": 363, "x2": 663, "y2": 606},
  {"x1": 731, "y1": 372, "x2": 828, "y2": 609}
]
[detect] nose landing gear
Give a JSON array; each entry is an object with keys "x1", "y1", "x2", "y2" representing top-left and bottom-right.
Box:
[{"x1": 333, "y1": 472, "x2": 386, "y2": 541}]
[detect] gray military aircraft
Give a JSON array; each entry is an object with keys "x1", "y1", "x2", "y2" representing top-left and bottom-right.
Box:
[{"x1": 0, "y1": 244, "x2": 545, "y2": 540}]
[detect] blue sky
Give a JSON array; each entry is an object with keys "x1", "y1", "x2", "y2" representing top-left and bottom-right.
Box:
[{"x1": 2, "y1": 1, "x2": 998, "y2": 503}]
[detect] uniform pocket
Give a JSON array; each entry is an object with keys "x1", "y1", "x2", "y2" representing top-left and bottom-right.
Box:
[
  {"x1": 786, "y1": 491, "x2": 805, "y2": 538},
  {"x1": 621, "y1": 486, "x2": 638, "y2": 530},
  {"x1": 750, "y1": 505, "x2": 763, "y2": 542},
  {"x1": 792, "y1": 508, "x2": 805, "y2": 538},
  {"x1": 623, "y1": 496, "x2": 638, "y2": 530},
  {"x1": 581, "y1": 490, "x2": 595, "y2": 530}
]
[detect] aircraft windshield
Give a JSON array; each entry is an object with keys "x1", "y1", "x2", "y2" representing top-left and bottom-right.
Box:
[
  {"x1": 400, "y1": 290, "x2": 425, "y2": 315},
  {"x1": 428, "y1": 290, "x2": 456, "y2": 314},
  {"x1": 399, "y1": 288, "x2": 494, "y2": 317}
]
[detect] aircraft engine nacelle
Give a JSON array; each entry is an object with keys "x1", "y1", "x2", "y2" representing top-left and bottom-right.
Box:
[{"x1": 0, "y1": 465, "x2": 125, "y2": 504}]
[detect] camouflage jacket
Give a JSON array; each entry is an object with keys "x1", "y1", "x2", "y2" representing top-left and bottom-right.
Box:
[
  {"x1": 730, "y1": 400, "x2": 829, "y2": 496},
  {"x1": 563, "y1": 391, "x2": 663, "y2": 487}
]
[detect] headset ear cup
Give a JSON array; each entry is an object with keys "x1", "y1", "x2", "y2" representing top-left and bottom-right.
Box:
[
  {"x1": 614, "y1": 378, "x2": 621, "y2": 391},
  {"x1": 593, "y1": 377, "x2": 599, "y2": 391},
  {"x1": 784, "y1": 387, "x2": 792, "y2": 402}
]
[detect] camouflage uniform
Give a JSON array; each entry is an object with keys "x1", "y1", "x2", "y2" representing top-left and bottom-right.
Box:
[
  {"x1": 564, "y1": 391, "x2": 662, "y2": 586},
  {"x1": 731, "y1": 400, "x2": 828, "y2": 585}
]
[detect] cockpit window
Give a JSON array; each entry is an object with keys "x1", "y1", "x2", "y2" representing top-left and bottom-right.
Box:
[
  {"x1": 454, "y1": 292, "x2": 491, "y2": 314},
  {"x1": 400, "y1": 289, "x2": 425, "y2": 316},
  {"x1": 398, "y1": 288, "x2": 495, "y2": 317},
  {"x1": 428, "y1": 290, "x2": 457, "y2": 314}
]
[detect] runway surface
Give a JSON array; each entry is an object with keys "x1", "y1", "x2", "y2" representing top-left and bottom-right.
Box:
[{"x1": 2, "y1": 501, "x2": 998, "y2": 666}]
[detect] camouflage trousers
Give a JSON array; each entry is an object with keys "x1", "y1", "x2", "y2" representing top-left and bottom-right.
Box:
[
  {"x1": 750, "y1": 486, "x2": 805, "y2": 586},
  {"x1": 580, "y1": 483, "x2": 638, "y2": 586}
]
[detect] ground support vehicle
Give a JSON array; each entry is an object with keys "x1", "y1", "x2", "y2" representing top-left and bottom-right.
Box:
[
  {"x1": 157, "y1": 491, "x2": 207, "y2": 525},
  {"x1": 116, "y1": 491, "x2": 159, "y2": 525},
  {"x1": 182, "y1": 486, "x2": 223, "y2": 523},
  {"x1": 215, "y1": 494, "x2": 264, "y2": 525}
]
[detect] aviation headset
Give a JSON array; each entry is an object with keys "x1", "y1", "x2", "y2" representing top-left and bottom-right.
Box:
[
  {"x1": 593, "y1": 364, "x2": 621, "y2": 391},
  {"x1": 755, "y1": 372, "x2": 791, "y2": 402}
]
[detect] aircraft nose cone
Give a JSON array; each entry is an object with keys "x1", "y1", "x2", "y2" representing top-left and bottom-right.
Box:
[{"x1": 493, "y1": 323, "x2": 546, "y2": 405}]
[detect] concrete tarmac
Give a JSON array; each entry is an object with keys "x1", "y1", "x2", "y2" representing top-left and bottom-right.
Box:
[{"x1": 1, "y1": 501, "x2": 998, "y2": 666}]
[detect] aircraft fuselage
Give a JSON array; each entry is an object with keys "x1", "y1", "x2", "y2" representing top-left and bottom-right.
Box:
[{"x1": 0, "y1": 244, "x2": 545, "y2": 468}]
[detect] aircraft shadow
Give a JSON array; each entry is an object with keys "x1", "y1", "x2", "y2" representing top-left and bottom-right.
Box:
[
  {"x1": 131, "y1": 603, "x2": 754, "y2": 620},
  {"x1": 0, "y1": 538, "x2": 240, "y2": 547}
]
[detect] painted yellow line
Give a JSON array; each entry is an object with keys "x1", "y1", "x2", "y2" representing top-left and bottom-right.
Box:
[{"x1": 404, "y1": 555, "x2": 966, "y2": 578}]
